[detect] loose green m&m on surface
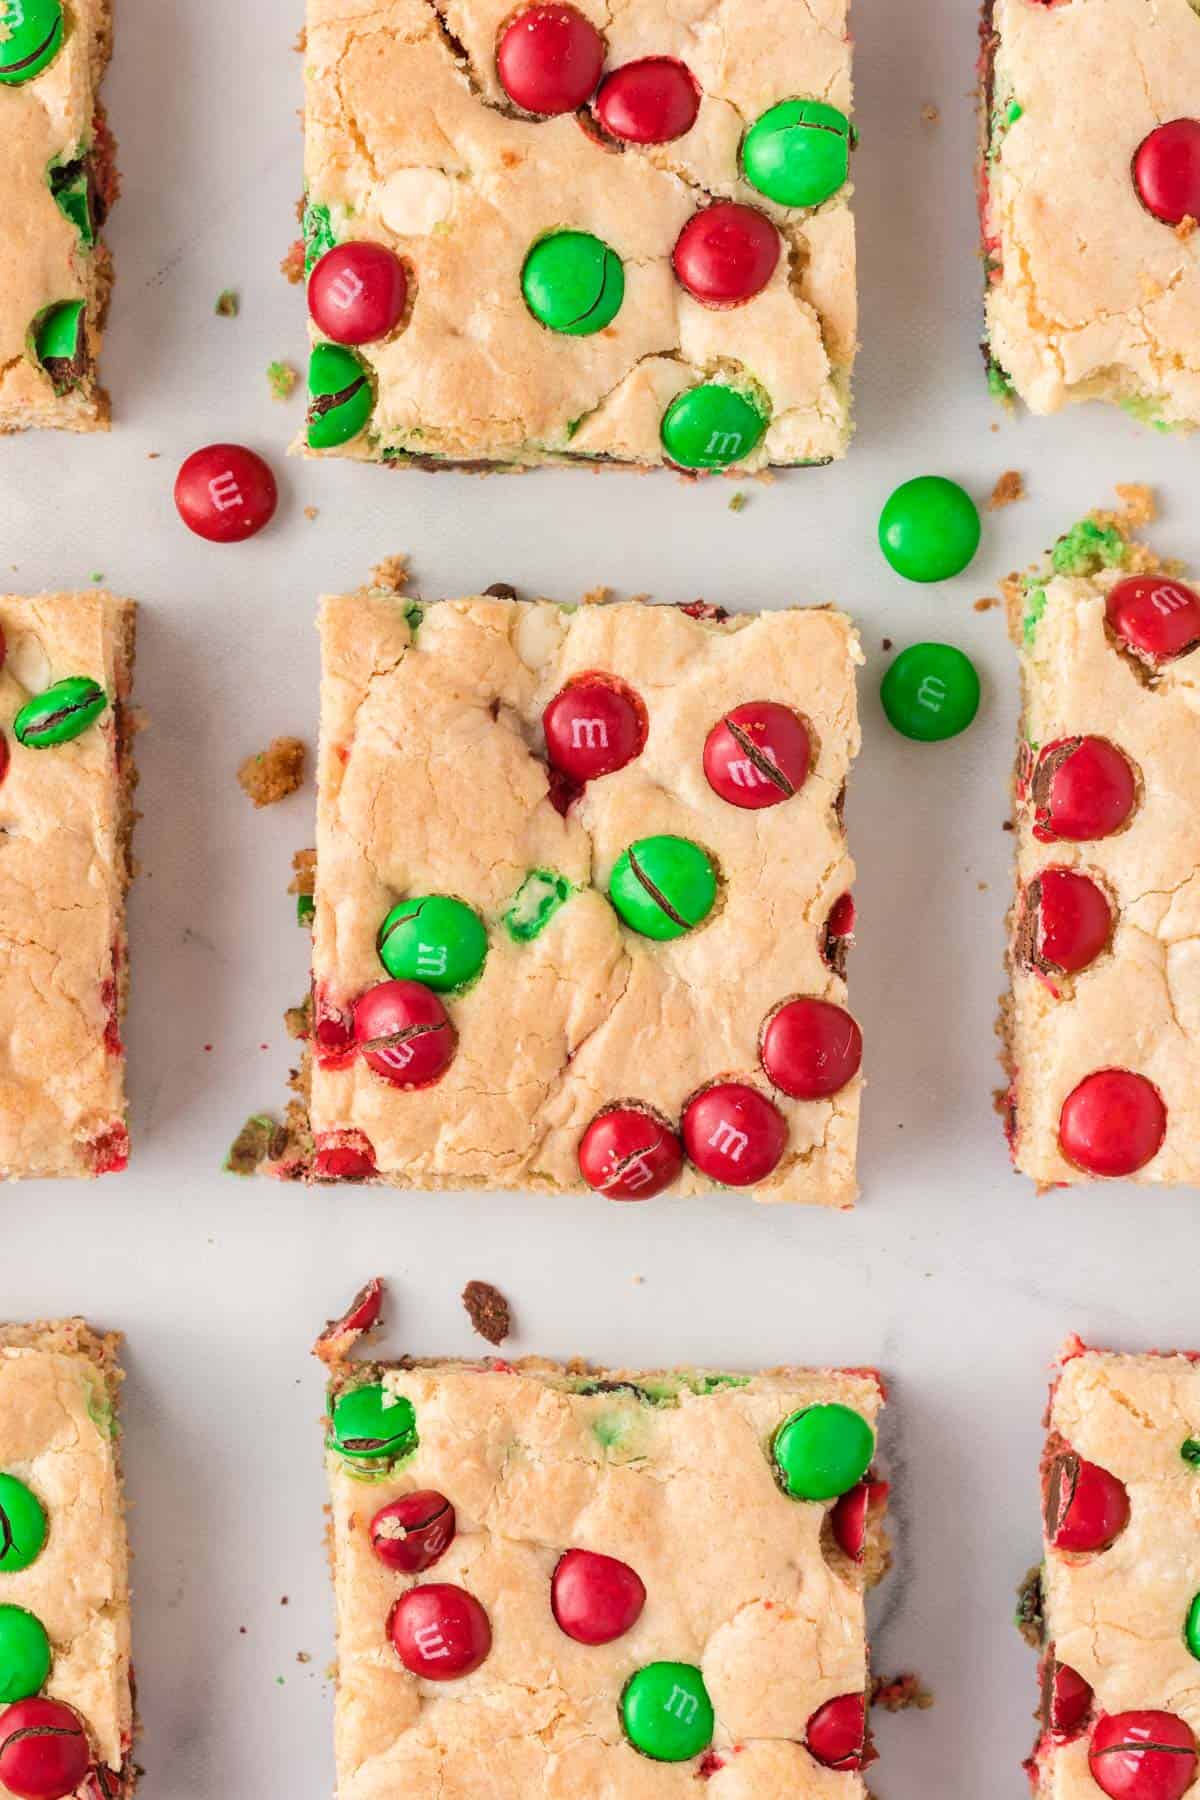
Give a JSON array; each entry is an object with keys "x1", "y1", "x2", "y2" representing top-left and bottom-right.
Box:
[
  {"x1": 522, "y1": 231, "x2": 625, "y2": 336},
  {"x1": 378, "y1": 895, "x2": 488, "y2": 991},
  {"x1": 660, "y1": 384, "x2": 767, "y2": 471},
  {"x1": 0, "y1": 1607, "x2": 51, "y2": 1704},
  {"x1": 14, "y1": 677, "x2": 107, "y2": 748},
  {"x1": 622, "y1": 1662, "x2": 714, "y2": 1762},
  {"x1": 307, "y1": 343, "x2": 372, "y2": 449},
  {"x1": 33, "y1": 300, "x2": 85, "y2": 390},
  {"x1": 327, "y1": 1384, "x2": 417, "y2": 1464},
  {"x1": 609, "y1": 836, "x2": 717, "y2": 941},
  {"x1": 0, "y1": 1477, "x2": 46, "y2": 1573},
  {"x1": 742, "y1": 99, "x2": 852, "y2": 208},
  {"x1": 773, "y1": 1403, "x2": 874, "y2": 1501},
  {"x1": 0, "y1": 0, "x2": 63, "y2": 85},
  {"x1": 881, "y1": 643, "x2": 981, "y2": 742},
  {"x1": 878, "y1": 475, "x2": 981, "y2": 582}
]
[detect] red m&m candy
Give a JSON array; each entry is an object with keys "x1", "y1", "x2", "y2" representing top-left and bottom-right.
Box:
[
  {"x1": 1106, "y1": 576, "x2": 1200, "y2": 666},
  {"x1": 543, "y1": 673, "x2": 646, "y2": 782},
  {"x1": 312, "y1": 985, "x2": 355, "y2": 1065},
  {"x1": 313, "y1": 1131, "x2": 377, "y2": 1180},
  {"x1": 174, "y1": 444, "x2": 277, "y2": 544},
  {"x1": 703, "y1": 700, "x2": 810, "y2": 808},
  {"x1": 829, "y1": 1479, "x2": 887, "y2": 1563},
  {"x1": 673, "y1": 203, "x2": 780, "y2": 306},
  {"x1": 1032, "y1": 738, "x2": 1137, "y2": 842},
  {"x1": 551, "y1": 1548, "x2": 646, "y2": 1644},
  {"x1": 594, "y1": 57, "x2": 699, "y2": 143},
  {"x1": 1025, "y1": 869, "x2": 1112, "y2": 976},
  {"x1": 760, "y1": 997, "x2": 862, "y2": 1100},
  {"x1": 353, "y1": 980, "x2": 456, "y2": 1088},
  {"x1": 1132, "y1": 119, "x2": 1200, "y2": 227},
  {"x1": 496, "y1": 5, "x2": 604, "y2": 114},
  {"x1": 805, "y1": 1694, "x2": 866, "y2": 1771},
  {"x1": 1089, "y1": 1711, "x2": 1198, "y2": 1800},
  {"x1": 1042, "y1": 1656, "x2": 1093, "y2": 1735},
  {"x1": 682, "y1": 1082, "x2": 787, "y2": 1186},
  {"x1": 0, "y1": 1699, "x2": 91, "y2": 1800},
  {"x1": 577, "y1": 1105, "x2": 683, "y2": 1199},
  {"x1": 308, "y1": 242, "x2": 408, "y2": 346},
  {"x1": 1044, "y1": 1449, "x2": 1130, "y2": 1551},
  {"x1": 389, "y1": 1583, "x2": 491, "y2": 1679},
  {"x1": 371, "y1": 1491, "x2": 456, "y2": 1574},
  {"x1": 1058, "y1": 1070, "x2": 1166, "y2": 1178}
]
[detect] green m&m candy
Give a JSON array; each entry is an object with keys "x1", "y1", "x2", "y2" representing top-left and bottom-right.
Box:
[
  {"x1": 773, "y1": 1403, "x2": 874, "y2": 1501},
  {"x1": 881, "y1": 643, "x2": 981, "y2": 743},
  {"x1": 878, "y1": 475, "x2": 981, "y2": 582},
  {"x1": 1186, "y1": 1592, "x2": 1200, "y2": 1660},
  {"x1": 660, "y1": 384, "x2": 768, "y2": 471},
  {"x1": 504, "y1": 869, "x2": 572, "y2": 942},
  {"x1": 522, "y1": 231, "x2": 625, "y2": 336},
  {"x1": 50, "y1": 159, "x2": 94, "y2": 246},
  {"x1": 33, "y1": 299, "x2": 85, "y2": 392},
  {"x1": 609, "y1": 836, "x2": 717, "y2": 941},
  {"x1": 378, "y1": 895, "x2": 488, "y2": 991},
  {"x1": 621, "y1": 1662, "x2": 714, "y2": 1762},
  {"x1": 742, "y1": 99, "x2": 852, "y2": 209},
  {"x1": 327, "y1": 1384, "x2": 417, "y2": 1465},
  {"x1": 14, "y1": 677, "x2": 107, "y2": 748},
  {"x1": 0, "y1": 1476, "x2": 46, "y2": 1572},
  {"x1": 307, "y1": 343, "x2": 372, "y2": 449},
  {"x1": 0, "y1": 0, "x2": 63, "y2": 85},
  {"x1": 0, "y1": 1606, "x2": 51, "y2": 1704}
]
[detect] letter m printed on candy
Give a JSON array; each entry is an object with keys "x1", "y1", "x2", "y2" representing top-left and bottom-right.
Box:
[
  {"x1": 916, "y1": 675, "x2": 947, "y2": 714},
  {"x1": 706, "y1": 429, "x2": 744, "y2": 459},
  {"x1": 709, "y1": 1121, "x2": 749, "y2": 1163},
  {"x1": 571, "y1": 716, "x2": 609, "y2": 751},
  {"x1": 665, "y1": 1684, "x2": 700, "y2": 1724}
]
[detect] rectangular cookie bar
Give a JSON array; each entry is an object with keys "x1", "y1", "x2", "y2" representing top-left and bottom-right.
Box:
[
  {"x1": 1001, "y1": 500, "x2": 1200, "y2": 1186},
  {"x1": 0, "y1": 592, "x2": 137, "y2": 1178},
  {"x1": 979, "y1": 0, "x2": 1200, "y2": 430},
  {"x1": 1028, "y1": 1340, "x2": 1200, "y2": 1798},
  {"x1": 0, "y1": 1319, "x2": 135, "y2": 1797},
  {"x1": 323, "y1": 1345, "x2": 887, "y2": 1797},
  {"x1": 0, "y1": 0, "x2": 118, "y2": 432},
  {"x1": 299, "y1": 0, "x2": 857, "y2": 472},
  {"x1": 269, "y1": 577, "x2": 863, "y2": 1205}
]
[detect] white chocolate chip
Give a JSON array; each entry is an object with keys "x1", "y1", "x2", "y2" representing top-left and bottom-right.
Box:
[
  {"x1": 376, "y1": 170, "x2": 455, "y2": 238},
  {"x1": 5, "y1": 632, "x2": 50, "y2": 695}
]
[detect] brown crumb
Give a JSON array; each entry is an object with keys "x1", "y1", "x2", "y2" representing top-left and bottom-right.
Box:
[
  {"x1": 988, "y1": 469, "x2": 1025, "y2": 510},
  {"x1": 462, "y1": 1280, "x2": 511, "y2": 1346},
  {"x1": 237, "y1": 737, "x2": 306, "y2": 808},
  {"x1": 581, "y1": 584, "x2": 610, "y2": 606},
  {"x1": 147, "y1": 451, "x2": 160, "y2": 460},
  {"x1": 1176, "y1": 215, "x2": 1198, "y2": 241},
  {"x1": 628, "y1": 592, "x2": 651, "y2": 605},
  {"x1": 920, "y1": 102, "x2": 940, "y2": 124},
  {"x1": 225, "y1": 1115, "x2": 287, "y2": 1177},
  {"x1": 214, "y1": 289, "x2": 239, "y2": 318},
  {"x1": 284, "y1": 1003, "x2": 309, "y2": 1041},
  {"x1": 293, "y1": 26, "x2": 307, "y2": 52},
  {"x1": 1111, "y1": 482, "x2": 1157, "y2": 528},
  {"x1": 1003, "y1": 819, "x2": 1015, "y2": 831},
  {"x1": 280, "y1": 240, "x2": 305, "y2": 285},
  {"x1": 881, "y1": 637, "x2": 893, "y2": 652},
  {"x1": 871, "y1": 1673, "x2": 934, "y2": 1712},
  {"x1": 296, "y1": 1651, "x2": 311, "y2": 1664},
  {"x1": 280, "y1": 1596, "x2": 289, "y2": 1607},
  {"x1": 370, "y1": 554, "x2": 411, "y2": 594},
  {"x1": 728, "y1": 490, "x2": 747, "y2": 513},
  {"x1": 304, "y1": 505, "x2": 319, "y2": 522},
  {"x1": 267, "y1": 360, "x2": 299, "y2": 402},
  {"x1": 978, "y1": 880, "x2": 988, "y2": 891},
  {"x1": 974, "y1": 596, "x2": 999, "y2": 612},
  {"x1": 289, "y1": 848, "x2": 316, "y2": 895}
]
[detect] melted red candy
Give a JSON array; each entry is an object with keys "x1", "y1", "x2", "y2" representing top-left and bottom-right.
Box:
[
  {"x1": 594, "y1": 56, "x2": 699, "y2": 143},
  {"x1": 805, "y1": 1694, "x2": 866, "y2": 1771},
  {"x1": 760, "y1": 997, "x2": 863, "y2": 1100},
  {"x1": 1106, "y1": 576, "x2": 1200, "y2": 665},
  {"x1": 577, "y1": 1105, "x2": 683, "y2": 1199},
  {"x1": 682, "y1": 1082, "x2": 787, "y2": 1186},
  {"x1": 1132, "y1": 119, "x2": 1200, "y2": 226},
  {"x1": 353, "y1": 980, "x2": 456, "y2": 1088},
  {"x1": 371, "y1": 1491, "x2": 456, "y2": 1574},
  {"x1": 703, "y1": 701, "x2": 810, "y2": 809},
  {"x1": 673, "y1": 203, "x2": 780, "y2": 306},
  {"x1": 1044, "y1": 1449, "x2": 1130, "y2": 1552},
  {"x1": 1031, "y1": 738, "x2": 1137, "y2": 842},
  {"x1": 1089, "y1": 1710, "x2": 1198, "y2": 1800},
  {"x1": 1058, "y1": 1070, "x2": 1166, "y2": 1178},
  {"x1": 389, "y1": 1583, "x2": 492, "y2": 1679},
  {"x1": 313, "y1": 1132, "x2": 378, "y2": 1180},
  {"x1": 551, "y1": 1548, "x2": 646, "y2": 1643},
  {"x1": 496, "y1": 5, "x2": 604, "y2": 114},
  {"x1": 174, "y1": 444, "x2": 278, "y2": 544},
  {"x1": 308, "y1": 241, "x2": 408, "y2": 346}
]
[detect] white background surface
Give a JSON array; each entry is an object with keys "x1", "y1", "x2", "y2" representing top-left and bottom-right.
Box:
[{"x1": 1, "y1": 0, "x2": 1198, "y2": 1794}]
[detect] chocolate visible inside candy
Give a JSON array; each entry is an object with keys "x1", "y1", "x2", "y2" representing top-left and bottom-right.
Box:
[
  {"x1": 13, "y1": 677, "x2": 107, "y2": 748},
  {"x1": 33, "y1": 301, "x2": 87, "y2": 394}
]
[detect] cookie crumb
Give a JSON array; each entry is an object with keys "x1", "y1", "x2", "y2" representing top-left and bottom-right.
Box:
[
  {"x1": 988, "y1": 469, "x2": 1025, "y2": 510},
  {"x1": 370, "y1": 555, "x2": 411, "y2": 594},
  {"x1": 238, "y1": 737, "x2": 306, "y2": 808},
  {"x1": 267, "y1": 359, "x2": 300, "y2": 402},
  {"x1": 215, "y1": 289, "x2": 239, "y2": 318},
  {"x1": 920, "y1": 102, "x2": 940, "y2": 124},
  {"x1": 871, "y1": 1672, "x2": 934, "y2": 1712},
  {"x1": 581, "y1": 584, "x2": 610, "y2": 606},
  {"x1": 289, "y1": 848, "x2": 316, "y2": 896},
  {"x1": 225, "y1": 1114, "x2": 287, "y2": 1177},
  {"x1": 881, "y1": 637, "x2": 893, "y2": 652},
  {"x1": 297, "y1": 1651, "x2": 311, "y2": 1664},
  {"x1": 1111, "y1": 482, "x2": 1157, "y2": 528},
  {"x1": 974, "y1": 596, "x2": 999, "y2": 612},
  {"x1": 293, "y1": 26, "x2": 307, "y2": 52},
  {"x1": 281, "y1": 240, "x2": 305, "y2": 285},
  {"x1": 304, "y1": 505, "x2": 319, "y2": 522},
  {"x1": 1176, "y1": 214, "x2": 1197, "y2": 241},
  {"x1": 728, "y1": 490, "x2": 747, "y2": 513},
  {"x1": 631, "y1": 1274, "x2": 644, "y2": 1285},
  {"x1": 1003, "y1": 819, "x2": 1015, "y2": 831},
  {"x1": 462, "y1": 1280, "x2": 511, "y2": 1346}
]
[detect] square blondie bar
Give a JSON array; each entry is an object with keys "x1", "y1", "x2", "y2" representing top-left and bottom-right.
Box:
[
  {"x1": 299, "y1": 0, "x2": 857, "y2": 472},
  {"x1": 1028, "y1": 1340, "x2": 1200, "y2": 1799},
  {"x1": 269, "y1": 579, "x2": 864, "y2": 1204},
  {"x1": 323, "y1": 1344, "x2": 887, "y2": 1797},
  {"x1": 980, "y1": 0, "x2": 1200, "y2": 430},
  {"x1": 0, "y1": 1319, "x2": 135, "y2": 1798},
  {"x1": 0, "y1": 0, "x2": 118, "y2": 432},
  {"x1": 0, "y1": 592, "x2": 136, "y2": 1179}
]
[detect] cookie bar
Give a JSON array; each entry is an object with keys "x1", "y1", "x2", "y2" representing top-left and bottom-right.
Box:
[
  {"x1": 0, "y1": 0, "x2": 119, "y2": 432},
  {"x1": 0, "y1": 1319, "x2": 135, "y2": 1799},
  {"x1": 980, "y1": 0, "x2": 1200, "y2": 430},
  {"x1": 299, "y1": 0, "x2": 857, "y2": 472},
  {"x1": 0, "y1": 592, "x2": 137, "y2": 1179},
  {"x1": 1001, "y1": 502, "x2": 1200, "y2": 1186},
  {"x1": 267, "y1": 578, "x2": 864, "y2": 1204},
  {"x1": 322, "y1": 1335, "x2": 888, "y2": 1795},
  {"x1": 1028, "y1": 1340, "x2": 1200, "y2": 1800}
]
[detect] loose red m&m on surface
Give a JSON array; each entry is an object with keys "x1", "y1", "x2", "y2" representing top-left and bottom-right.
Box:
[
  {"x1": 1044, "y1": 1449, "x2": 1130, "y2": 1551},
  {"x1": 703, "y1": 700, "x2": 810, "y2": 807},
  {"x1": 577, "y1": 1105, "x2": 683, "y2": 1199},
  {"x1": 1058, "y1": 1070, "x2": 1166, "y2": 1178},
  {"x1": 0, "y1": 1698, "x2": 90, "y2": 1800},
  {"x1": 389, "y1": 1583, "x2": 491, "y2": 1679},
  {"x1": 1025, "y1": 869, "x2": 1112, "y2": 976},
  {"x1": 1132, "y1": 119, "x2": 1200, "y2": 227},
  {"x1": 371, "y1": 1491, "x2": 456, "y2": 1574},
  {"x1": 805, "y1": 1693, "x2": 866, "y2": 1771},
  {"x1": 543, "y1": 674, "x2": 646, "y2": 782},
  {"x1": 673, "y1": 203, "x2": 780, "y2": 306},
  {"x1": 174, "y1": 444, "x2": 277, "y2": 543},
  {"x1": 1106, "y1": 576, "x2": 1200, "y2": 666},
  {"x1": 1042, "y1": 1657, "x2": 1093, "y2": 1734},
  {"x1": 353, "y1": 980, "x2": 456, "y2": 1088},
  {"x1": 594, "y1": 57, "x2": 699, "y2": 144},
  {"x1": 682, "y1": 1082, "x2": 787, "y2": 1186},
  {"x1": 551, "y1": 1548, "x2": 646, "y2": 1644},
  {"x1": 496, "y1": 5, "x2": 604, "y2": 114},
  {"x1": 760, "y1": 997, "x2": 862, "y2": 1100},
  {"x1": 308, "y1": 241, "x2": 408, "y2": 345},
  {"x1": 1031, "y1": 738, "x2": 1137, "y2": 842},
  {"x1": 1088, "y1": 1711, "x2": 1198, "y2": 1800}
]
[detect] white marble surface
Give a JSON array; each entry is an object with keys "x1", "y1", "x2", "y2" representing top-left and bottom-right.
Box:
[{"x1": 1, "y1": 0, "x2": 1198, "y2": 1794}]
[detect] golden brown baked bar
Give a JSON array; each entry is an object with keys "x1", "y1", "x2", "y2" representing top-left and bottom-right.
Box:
[{"x1": 0, "y1": 592, "x2": 136, "y2": 1179}]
